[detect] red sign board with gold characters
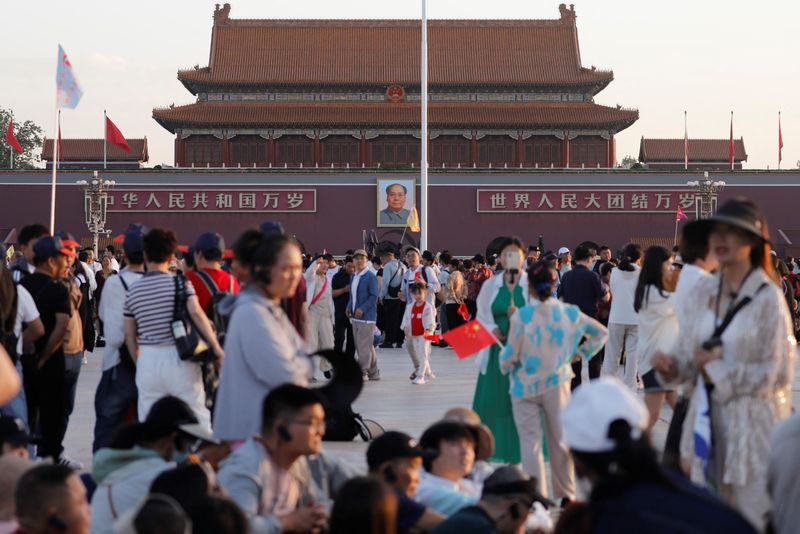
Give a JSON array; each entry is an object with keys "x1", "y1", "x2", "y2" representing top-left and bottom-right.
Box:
[
  {"x1": 107, "y1": 189, "x2": 316, "y2": 213},
  {"x1": 477, "y1": 189, "x2": 698, "y2": 214}
]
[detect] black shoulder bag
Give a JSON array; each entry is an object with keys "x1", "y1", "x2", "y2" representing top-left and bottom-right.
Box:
[{"x1": 172, "y1": 274, "x2": 206, "y2": 361}]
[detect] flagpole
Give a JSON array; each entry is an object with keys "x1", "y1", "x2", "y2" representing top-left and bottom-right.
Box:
[
  {"x1": 778, "y1": 111, "x2": 782, "y2": 170},
  {"x1": 674, "y1": 218, "x2": 679, "y2": 246},
  {"x1": 49, "y1": 106, "x2": 59, "y2": 234},
  {"x1": 730, "y1": 110, "x2": 734, "y2": 171},
  {"x1": 419, "y1": 0, "x2": 429, "y2": 252},
  {"x1": 684, "y1": 110, "x2": 688, "y2": 171},
  {"x1": 9, "y1": 111, "x2": 13, "y2": 170},
  {"x1": 104, "y1": 110, "x2": 107, "y2": 170}
]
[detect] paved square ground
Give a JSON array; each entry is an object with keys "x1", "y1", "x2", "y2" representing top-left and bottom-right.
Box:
[{"x1": 64, "y1": 345, "x2": 800, "y2": 474}]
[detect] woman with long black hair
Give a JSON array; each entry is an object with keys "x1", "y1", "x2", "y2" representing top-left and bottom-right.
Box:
[
  {"x1": 601, "y1": 243, "x2": 642, "y2": 389},
  {"x1": 652, "y1": 197, "x2": 795, "y2": 530},
  {"x1": 633, "y1": 246, "x2": 679, "y2": 431}
]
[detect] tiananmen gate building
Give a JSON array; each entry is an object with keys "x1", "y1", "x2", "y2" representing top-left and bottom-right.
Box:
[{"x1": 153, "y1": 3, "x2": 638, "y2": 170}]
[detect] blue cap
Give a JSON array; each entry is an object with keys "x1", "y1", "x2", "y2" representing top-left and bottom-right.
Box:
[
  {"x1": 123, "y1": 224, "x2": 146, "y2": 254},
  {"x1": 259, "y1": 220, "x2": 285, "y2": 236},
  {"x1": 33, "y1": 236, "x2": 77, "y2": 259},
  {"x1": 195, "y1": 232, "x2": 225, "y2": 258}
]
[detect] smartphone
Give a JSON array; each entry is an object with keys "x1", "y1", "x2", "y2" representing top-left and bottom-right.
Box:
[{"x1": 505, "y1": 250, "x2": 521, "y2": 271}]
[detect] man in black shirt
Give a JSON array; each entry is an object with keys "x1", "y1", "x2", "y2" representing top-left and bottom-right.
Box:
[
  {"x1": 557, "y1": 245, "x2": 608, "y2": 389},
  {"x1": 331, "y1": 256, "x2": 356, "y2": 360},
  {"x1": 19, "y1": 236, "x2": 73, "y2": 464}
]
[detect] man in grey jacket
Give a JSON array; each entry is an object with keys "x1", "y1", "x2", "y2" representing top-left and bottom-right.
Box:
[
  {"x1": 378, "y1": 249, "x2": 405, "y2": 349},
  {"x1": 218, "y1": 384, "x2": 355, "y2": 534}
]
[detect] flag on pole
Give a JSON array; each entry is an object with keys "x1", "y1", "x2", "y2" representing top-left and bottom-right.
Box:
[
  {"x1": 684, "y1": 111, "x2": 689, "y2": 170},
  {"x1": 407, "y1": 206, "x2": 421, "y2": 233},
  {"x1": 58, "y1": 117, "x2": 64, "y2": 165},
  {"x1": 729, "y1": 111, "x2": 734, "y2": 170},
  {"x1": 779, "y1": 112, "x2": 783, "y2": 166},
  {"x1": 442, "y1": 320, "x2": 498, "y2": 360},
  {"x1": 105, "y1": 115, "x2": 131, "y2": 153},
  {"x1": 5, "y1": 118, "x2": 23, "y2": 154},
  {"x1": 676, "y1": 207, "x2": 688, "y2": 222},
  {"x1": 5, "y1": 245, "x2": 14, "y2": 261},
  {"x1": 56, "y1": 45, "x2": 83, "y2": 109}
]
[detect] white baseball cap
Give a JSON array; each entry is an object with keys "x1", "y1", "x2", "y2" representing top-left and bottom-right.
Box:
[
  {"x1": 558, "y1": 247, "x2": 570, "y2": 255},
  {"x1": 560, "y1": 377, "x2": 648, "y2": 453}
]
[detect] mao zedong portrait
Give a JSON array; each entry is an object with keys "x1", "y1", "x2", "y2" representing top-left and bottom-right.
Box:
[{"x1": 379, "y1": 183, "x2": 411, "y2": 225}]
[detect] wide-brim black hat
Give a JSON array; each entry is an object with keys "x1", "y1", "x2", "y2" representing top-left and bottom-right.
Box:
[{"x1": 694, "y1": 197, "x2": 770, "y2": 243}]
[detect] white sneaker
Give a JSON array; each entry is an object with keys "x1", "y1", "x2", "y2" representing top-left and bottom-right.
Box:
[
  {"x1": 425, "y1": 371, "x2": 437, "y2": 380},
  {"x1": 412, "y1": 376, "x2": 426, "y2": 385},
  {"x1": 57, "y1": 454, "x2": 84, "y2": 471}
]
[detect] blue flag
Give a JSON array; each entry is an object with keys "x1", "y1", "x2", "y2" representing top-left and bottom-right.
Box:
[{"x1": 56, "y1": 45, "x2": 83, "y2": 109}]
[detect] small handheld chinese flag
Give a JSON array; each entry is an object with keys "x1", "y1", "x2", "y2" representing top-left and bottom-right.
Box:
[
  {"x1": 407, "y1": 206, "x2": 420, "y2": 233},
  {"x1": 457, "y1": 302, "x2": 470, "y2": 321},
  {"x1": 443, "y1": 320, "x2": 498, "y2": 360},
  {"x1": 676, "y1": 207, "x2": 688, "y2": 222},
  {"x1": 5, "y1": 118, "x2": 23, "y2": 154},
  {"x1": 105, "y1": 115, "x2": 131, "y2": 153}
]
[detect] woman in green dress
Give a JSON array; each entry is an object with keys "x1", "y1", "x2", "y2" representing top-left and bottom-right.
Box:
[{"x1": 472, "y1": 237, "x2": 528, "y2": 464}]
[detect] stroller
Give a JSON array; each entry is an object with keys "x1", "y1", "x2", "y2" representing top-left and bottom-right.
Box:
[{"x1": 313, "y1": 349, "x2": 385, "y2": 442}]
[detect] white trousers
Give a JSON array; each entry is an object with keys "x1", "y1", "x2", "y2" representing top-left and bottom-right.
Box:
[
  {"x1": 405, "y1": 335, "x2": 432, "y2": 376},
  {"x1": 136, "y1": 344, "x2": 211, "y2": 430},
  {"x1": 601, "y1": 323, "x2": 639, "y2": 390},
  {"x1": 308, "y1": 310, "x2": 334, "y2": 373},
  {"x1": 511, "y1": 381, "x2": 576, "y2": 500}
]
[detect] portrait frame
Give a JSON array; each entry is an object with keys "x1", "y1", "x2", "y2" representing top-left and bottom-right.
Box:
[{"x1": 376, "y1": 178, "x2": 415, "y2": 228}]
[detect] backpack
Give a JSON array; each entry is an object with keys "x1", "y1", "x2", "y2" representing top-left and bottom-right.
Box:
[
  {"x1": 194, "y1": 270, "x2": 235, "y2": 347},
  {"x1": 117, "y1": 276, "x2": 137, "y2": 370},
  {"x1": 1, "y1": 284, "x2": 19, "y2": 365}
]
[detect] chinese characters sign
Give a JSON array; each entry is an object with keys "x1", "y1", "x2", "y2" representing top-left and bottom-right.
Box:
[
  {"x1": 107, "y1": 189, "x2": 316, "y2": 213},
  {"x1": 477, "y1": 190, "x2": 698, "y2": 213}
]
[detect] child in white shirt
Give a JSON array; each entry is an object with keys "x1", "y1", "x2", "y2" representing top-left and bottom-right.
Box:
[{"x1": 401, "y1": 282, "x2": 437, "y2": 384}]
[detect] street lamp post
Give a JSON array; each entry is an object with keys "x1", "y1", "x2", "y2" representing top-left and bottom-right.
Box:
[
  {"x1": 686, "y1": 171, "x2": 726, "y2": 219},
  {"x1": 76, "y1": 171, "x2": 116, "y2": 257}
]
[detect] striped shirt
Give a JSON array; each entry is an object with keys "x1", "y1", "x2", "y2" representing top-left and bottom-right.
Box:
[{"x1": 124, "y1": 272, "x2": 196, "y2": 346}]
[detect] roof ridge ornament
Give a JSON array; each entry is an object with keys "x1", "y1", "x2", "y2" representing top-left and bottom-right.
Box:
[
  {"x1": 214, "y1": 3, "x2": 231, "y2": 25},
  {"x1": 559, "y1": 3, "x2": 577, "y2": 23}
]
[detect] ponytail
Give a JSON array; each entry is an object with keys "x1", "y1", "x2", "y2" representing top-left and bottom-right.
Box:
[{"x1": 617, "y1": 243, "x2": 642, "y2": 272}]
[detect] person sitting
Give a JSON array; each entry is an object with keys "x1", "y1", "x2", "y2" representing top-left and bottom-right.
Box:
[
  {"x1": 0, "y1": 454, "x2": 33, "y2": 534},
  {"x1": 14, "y1": 464, "x2": 91, "y2": 534},
  {"x1": 216, "y1": 384, "x2": 330, "y2": 534},
  {"x1": 555, "y1": 377, "x2": 756, "y2": 534},
  {"x1": 441, "y1": 408, "x2": 496, "y2": 485},
  {"x1": 415, "y1": 422, "x2": 480, "y2": 516},
  {"x1": 90, "y1": 396, "x2": 207, "y2": 534},
  {"x1": 0, "y1": 416, "x2": 33, "y2": 459},
  {"x1": 329, "y1": 477, "x2": 398, "y2": 534},
  {"x1": 432, "y1": 466, "x2": 552, "y2": 534},
  {"x1": 367, "y1": 431, "x2": 445, "y2": 533}
]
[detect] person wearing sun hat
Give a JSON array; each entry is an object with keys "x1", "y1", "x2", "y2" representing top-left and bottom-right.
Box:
[
  {"x1": 650, "y1": 197, "x2": 795, "y2": 531},
  {"x1": 557, "y1": 377, "x2": 755, "y2": 533}
]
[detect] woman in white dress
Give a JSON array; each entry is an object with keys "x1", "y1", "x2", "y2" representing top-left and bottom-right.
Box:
[{"x1": 652, "y1": 198, "x2": 795, "y2": 531}]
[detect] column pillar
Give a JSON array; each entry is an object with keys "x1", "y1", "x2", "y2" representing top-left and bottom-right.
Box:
[
  {"x1": 359, "y1": 132, "x2": 367, "y2": 167},
  {"x1": 221, "y1": 136, "x2": 231, "y2": 167},
  {"x1": 608, "y1": 135, "x2": 616, "y2": 167},
  {"x1": 515, "y1": 134, "x2": 524, "y2": 166},
  {"x1": 268, "y1": 135, "x2": 276, "y2": 166},
  {"x1": 561, "y1": 134, "x2": 571, "y2": 168},
  {"x1": 174, "y1": 135, "x2": 186, "y2": 167},
  {"x1": 314, "y1": 134, "x2": 321, "y2": 166},
  {"x1": 470, "y1": 133, "x2": 478, "y2": 166}
]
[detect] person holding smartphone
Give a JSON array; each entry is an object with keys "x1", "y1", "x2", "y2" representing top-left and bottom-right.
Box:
[{"x1": 472, "y1": 237, "x2": 529, "y2": 465}]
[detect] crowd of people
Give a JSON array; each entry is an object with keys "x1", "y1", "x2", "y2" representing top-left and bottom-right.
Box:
[{"x1": 0, "y1": 195, "x2": 798, "y2": 533}]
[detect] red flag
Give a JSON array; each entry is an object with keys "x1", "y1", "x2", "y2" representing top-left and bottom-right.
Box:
[
  {"x1": 457, "y1": 302, "x2": 470, "y2": 322},
  {"x1": 442, "y1": 320, "x2": 498, "y2": 360},
  {"x1": 105, "y1": 115, "x2": 131, "y2": 153},
  {"x1": 5, "y1": 118, "x2": 22, "y2": 154},
  {"x1": 729, "y1": 112, "x2": 734, "y2": 170},
  {"x1": 423, "y1": 333, "x2": 442, "y2": 343},
  {"x1": 676, "y1": 207, "x2": 688, "y2": 222},
  {"x1": 779, "y1": 112, "x2": 784, "y2": 165}
]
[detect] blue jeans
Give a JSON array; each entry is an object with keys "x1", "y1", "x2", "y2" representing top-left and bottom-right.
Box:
[
  {"x1": 93, "y1": 362, "x2": 138, "y2": 452},
  {"x1": 0, "y1": 360, "x2": 28, "y2": 423}
]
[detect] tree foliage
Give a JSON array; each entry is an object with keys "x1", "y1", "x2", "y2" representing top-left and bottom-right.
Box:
[
  {"x1": 620, "y1": 155, "x2": 638, "y2": 168},
  {"x1": 0, "y1": 107, "x2": 44, "y2": 169}
]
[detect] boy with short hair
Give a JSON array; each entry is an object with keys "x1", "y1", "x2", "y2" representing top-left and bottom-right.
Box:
[{"x1": 401, "y1": 282, "x2": 436, "y2": 384}]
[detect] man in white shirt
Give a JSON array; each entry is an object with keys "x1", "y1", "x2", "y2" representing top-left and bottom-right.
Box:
[
  {"x1": 400, "y1": 248, "x2": 441, "y2": 307},
  {"x1": 104, "y1": 245, "x2": 121, "y2": 272},
  {"x1": 674, "y1": 222, "x2": 718, "y2": 324},
  {"x1": 93, "y1": 225, "x2": 146, "y2": 452}
]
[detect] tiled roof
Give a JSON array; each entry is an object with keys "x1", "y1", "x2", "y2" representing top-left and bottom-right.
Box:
[
  {"x1": 639, "y1": 138, "x2": 747, "y2": 162},
  {"x1": 176, "y1": 5, "x2": 614, "y2": 90},
  {"x1": 152, "y1": 101, "x2": 638, "y2": 132},
  {"x1": 41, "y1": 138, "x2": 149, "y2": 162}
]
